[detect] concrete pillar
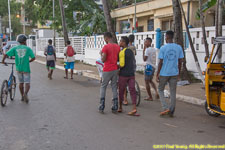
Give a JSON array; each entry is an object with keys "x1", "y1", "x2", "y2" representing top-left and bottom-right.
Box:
[
  {"x1": 116, "y1": 19, "x2": 120, "y2": 33},
  {"x1": 156, "y1": 28, "x2": 161, "y2": 49},
  {"x1": 154, "y1": 18, "x2": 161, "y2": 31}
]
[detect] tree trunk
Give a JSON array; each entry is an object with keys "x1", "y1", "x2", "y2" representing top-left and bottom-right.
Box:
[
  {"x1": 59, "y1": 0, "x2": 69, "y2": 46},
  {"x1": 172, "y1": 0, "x2": 190, "y2": 82},
  {"x1": 217, "y1": 0, "x2": 223, "y2": 62},
  {"x1": 102, "y1": 0, "x2": 117, "y2": 43},
  {"x1": 178, "y1": 0, "x2": 205, "y2": 84},
  {"x1": 199, "y1": 0, "x2": 209, "y2": 58}
]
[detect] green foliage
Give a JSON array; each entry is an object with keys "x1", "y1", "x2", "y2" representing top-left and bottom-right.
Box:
[
  {"x1": 0, "y1": 0, "x2": 21, "y2": 17},
  {"x1": 2, "y1": 16, "x2": 22, "y2": 37},
  {"x1": 0, "y1": 0, "x2": 22, "y2": 36},
  {"x1": 196, "y1": 0, "x2": 221, "y2": 19},
  {"x1": 110, "y1": 0, "x2": 148, "y2": 9},
  {"x1": 24, "y1": 0, "x2": 106, "y2": 35}
]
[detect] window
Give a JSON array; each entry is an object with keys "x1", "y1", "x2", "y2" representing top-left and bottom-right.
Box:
[
  {"x1": 147, "y1": 19, "x2": 154, "y2": 31},
  {"x1": 137, "y1": 26, "x2": 144, "y2": 32},
  {"x1": 162, "y1": 19, "x2": 173, "y2": 31}
]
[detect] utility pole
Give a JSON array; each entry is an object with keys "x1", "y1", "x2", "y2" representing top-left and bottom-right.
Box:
[
  {"x1": 134, "y1": 0, "x2": 137, "y2": 32},
  {"x1": 53, "y1": 0, "x2": 56, "y2": 47},
  {"x1": 8, "y1": 0, "x2": 12, "y2": 40},
  {"x1": 23, "y1": 4, "x2": 26, "y2": 34},
  {"x1": 59, "y1": 0, "x2": 69, "y2": 46},
  {"x1": 0, "y1": 16, "x2": 2, "y2": 34}
]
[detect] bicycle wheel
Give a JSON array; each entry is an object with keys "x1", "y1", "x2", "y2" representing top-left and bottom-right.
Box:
[
  {"x1": 10, "y1": 76, "x2": 16, "y2": 101},
  {"x1": 135, "y1": 81, "x2": 141, "y2": 106},
  {"x1": 1, "y1": 80, "x2": 8, "y2": 107}
]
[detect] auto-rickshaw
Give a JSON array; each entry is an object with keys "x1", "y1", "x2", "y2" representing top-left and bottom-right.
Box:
[{"x1": 205, "y1": 36, "x2": 225, "y2": 117}]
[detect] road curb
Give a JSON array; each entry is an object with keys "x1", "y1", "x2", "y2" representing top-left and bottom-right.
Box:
[{"x1": 35, "y1": 60, "x2": 205, "y2": 106}]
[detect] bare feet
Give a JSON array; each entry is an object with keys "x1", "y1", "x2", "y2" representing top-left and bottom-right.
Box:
[
  {"x1": 123, "y1": 100, "x2": 128, "y2": 105},
  {"x1": 118, "y1": 108, "x2": 123, "y2": 113},
  {"x1": 144, "y1": 97, "x2": 153, "y2": 101}
]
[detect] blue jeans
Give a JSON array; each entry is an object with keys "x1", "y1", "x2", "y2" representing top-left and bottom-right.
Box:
[
  {"x1": 158, "y1": 76, "x2": 177, "y2": 114},
  {"x1": 17, "y1": 72, "x2": 31, "y2": 83}
]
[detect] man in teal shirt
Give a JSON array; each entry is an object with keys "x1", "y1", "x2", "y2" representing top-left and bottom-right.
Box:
[
  {"x1": 2, "y1": 34, "x2": 35, "y2": 103},
  {"x1": 156, "y1": 31, "x2": 184, "y2": 117}
]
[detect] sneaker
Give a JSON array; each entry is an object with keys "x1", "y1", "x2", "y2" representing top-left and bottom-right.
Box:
[
  {"x1": 111, "y1": 98, "x2": 118, "y2": 113},
  {"x1": 99, "y1": 98, "x2": 105, "y2": 113},
  {"x1": 24, "y1": 94, "x2": 29, "y2": 103}
]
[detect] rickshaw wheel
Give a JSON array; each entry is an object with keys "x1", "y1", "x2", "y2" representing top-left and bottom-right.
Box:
[{"x1": 205, "y1": 101, "x2": 221, "y2": 117}]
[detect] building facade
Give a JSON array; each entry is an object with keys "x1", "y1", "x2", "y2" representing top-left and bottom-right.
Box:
[{"x1": 111, "y1": 0, "x2": 216, "y2": 33}]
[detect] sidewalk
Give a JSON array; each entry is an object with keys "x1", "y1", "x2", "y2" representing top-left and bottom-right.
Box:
[{"x1": 36, "y1": 56, "x2": 206, "y2": 106}]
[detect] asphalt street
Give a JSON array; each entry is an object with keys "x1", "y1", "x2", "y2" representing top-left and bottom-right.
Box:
[{"x1": 0, "y1": 56, "x2": 224, "y2": 150}]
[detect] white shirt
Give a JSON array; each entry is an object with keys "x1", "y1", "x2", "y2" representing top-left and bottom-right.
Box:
[
  {"x1": 144, "y1": 47, "x2": 157, "y2": 68},
  {"x1": 64, "y1": 45, "x2": 75, "y2": 62}
]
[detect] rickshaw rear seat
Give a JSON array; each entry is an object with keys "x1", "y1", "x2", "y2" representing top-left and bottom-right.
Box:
[{"x1": 220, "y1": 91, "x2": 225, "y2": 111}]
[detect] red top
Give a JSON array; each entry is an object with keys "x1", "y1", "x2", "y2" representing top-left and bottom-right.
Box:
[{"x1": 102, "y1": 43, "x2": 120, "y2": 72}]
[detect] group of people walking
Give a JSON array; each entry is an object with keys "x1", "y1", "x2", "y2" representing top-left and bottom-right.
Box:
[
  {"x1": 98, "y1": 30, "x2": 184, "y2": 117},
  {"x1": 44, "y1": 40, "x2": 76, "y2": 80},
  {"x1": 1, "y1": 31, "x2": 184, "y2": 118}
]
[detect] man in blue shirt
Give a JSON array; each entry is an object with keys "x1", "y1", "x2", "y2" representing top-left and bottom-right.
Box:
[{"x1": 156, "y1": 30, "x2": 184, "y2": 117}]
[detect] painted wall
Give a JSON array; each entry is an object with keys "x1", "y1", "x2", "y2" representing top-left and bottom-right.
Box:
[{"x1": 112, "y1": 0, "x2": 215, "y2": 33}]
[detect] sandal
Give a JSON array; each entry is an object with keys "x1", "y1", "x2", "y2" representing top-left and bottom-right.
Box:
[
  {"x1": 160, "y1": 109, "x2": 170, "y2": 116},
  {"x1": 127, "y1": 110, "x2": 137, "y2": 115}
]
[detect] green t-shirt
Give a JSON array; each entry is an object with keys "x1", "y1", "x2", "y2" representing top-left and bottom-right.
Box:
[{"x1": 6, "y1": 45, "x2": 35, "y2": 73}]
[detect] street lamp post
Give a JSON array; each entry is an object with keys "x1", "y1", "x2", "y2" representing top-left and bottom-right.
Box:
[
  {"x1": 23, "y1": 5, "x2": 26, "y2": 34},
  {"x1": 53, "y1": 0, "x2": 56, "y2": 47},
  {"x1": 8, "y1": 0, "x2": 12, "y2": 40}
]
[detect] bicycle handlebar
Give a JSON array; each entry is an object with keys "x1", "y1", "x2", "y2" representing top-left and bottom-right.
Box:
[{"x1": 3, "y1": 62, "x2": 15, "y2": 66}]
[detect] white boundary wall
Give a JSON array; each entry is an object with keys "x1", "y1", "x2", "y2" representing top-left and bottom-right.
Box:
[{"x1": 34, "y1": 26, "x2": 225, "y2": 73}]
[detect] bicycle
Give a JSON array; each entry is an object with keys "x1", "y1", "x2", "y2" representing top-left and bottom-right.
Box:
[
  {"x1": 126, "y1": 81, "x2": 141, "y2": 106},
  {"x1": 0, "y1": 63, "x2": 16, "y2": 107}
]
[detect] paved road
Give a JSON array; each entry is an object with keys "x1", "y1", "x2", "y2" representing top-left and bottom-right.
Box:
[{"x1": 0, "y1": 57, "x2": 224, "y2": 150}]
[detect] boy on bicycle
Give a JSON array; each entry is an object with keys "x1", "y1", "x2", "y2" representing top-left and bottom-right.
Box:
[
  {"x1": 44, "y1": 39, "x2": 56, "y2": 80},
  {"x1": 2, "y1": 34, "x2": 35, "y2": 103}
]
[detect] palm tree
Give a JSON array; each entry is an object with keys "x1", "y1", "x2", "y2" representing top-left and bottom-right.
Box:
[
  {"x1": 196, "y1": 0, "x2": 224, "y2": 62},
  {"x1": 59, "y1": 0, "x2": 68, "y2": 45},
  {"x1": 217, "y1": 0, "x2": 223, "y2": 62},
  {"x1": 102, "y1": 0, "x2": 117, "y2": 43},
  {"x1": 178, "y1": 0, "x2": 205, "y2": 84},
  {"x1": 172, "y1": 0, "x2": 190, "y2": 81},
  {"x1": 199, "y1": 0, "x2": 209, "y2": 59}
]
